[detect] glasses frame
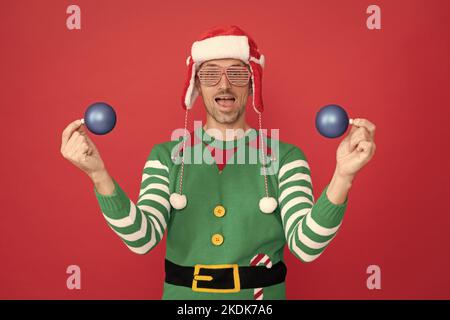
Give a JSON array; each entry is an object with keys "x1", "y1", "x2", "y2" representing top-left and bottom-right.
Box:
[{"x1": 197, "y1": 65, "x2": 252, "y2": 87}]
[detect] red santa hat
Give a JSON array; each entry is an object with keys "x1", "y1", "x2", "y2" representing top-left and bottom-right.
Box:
[{"x1": 170, "y1": 26, "x2": 277, "y2": 214}]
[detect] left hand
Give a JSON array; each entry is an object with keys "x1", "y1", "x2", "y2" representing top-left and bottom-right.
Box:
[{"x1": 335, "y1": 118, "x2": 376, "y2": 179}]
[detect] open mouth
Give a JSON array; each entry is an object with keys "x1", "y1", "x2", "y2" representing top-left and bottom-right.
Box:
[{"x1": 214, "y1": 95, "x2": 236, "y2": 108}]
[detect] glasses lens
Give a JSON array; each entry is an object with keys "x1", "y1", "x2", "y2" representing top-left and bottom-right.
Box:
[
  {"x1": 226, "y1": 66, "x2": 250, "y2": 86},
  {"x1": 198, "y1": 66, "x2": 222, "y2": 86}
]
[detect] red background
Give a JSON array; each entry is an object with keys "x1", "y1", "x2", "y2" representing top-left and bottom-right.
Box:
[{"x1": 1, "y1": 0, "x2": 449, "y2": 299}]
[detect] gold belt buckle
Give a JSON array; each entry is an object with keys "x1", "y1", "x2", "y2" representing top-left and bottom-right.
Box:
[{"x1": 192, "y1": 264, "x2": 240, "y2": 293}]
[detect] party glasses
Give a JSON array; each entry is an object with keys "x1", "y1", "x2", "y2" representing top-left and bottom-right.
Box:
[{"x1": 198, "y1": 65, "x2": 251, "y2": 87}]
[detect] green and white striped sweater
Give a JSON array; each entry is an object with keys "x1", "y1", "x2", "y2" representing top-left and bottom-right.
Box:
[{"x1": 94, "y1": 126, "x2": 348, "y2": 299}]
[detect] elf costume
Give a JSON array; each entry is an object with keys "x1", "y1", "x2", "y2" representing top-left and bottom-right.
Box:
[{"x1": 93, "y1": 26, "x2": 348, "y2": 300}]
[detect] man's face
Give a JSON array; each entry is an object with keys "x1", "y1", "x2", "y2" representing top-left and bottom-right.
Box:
[{"x1": 195, "y1": 58, "x2": 252, "y2": 124}]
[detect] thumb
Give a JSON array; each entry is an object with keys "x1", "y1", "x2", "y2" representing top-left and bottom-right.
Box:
[
  {"x1": 78, "y1": 123, "x2": 100, "y2": 154},
  {"x1": 348, "y1": 122, "x2": 358, "y2": 135},
  {"x1": 341, "y1": 124, "x2": 357, "y2": 143},
  {"x1": 343, "y1": 122, "x2": 358, "y2": 141},
  {"x1": 78, "y1": 119, "x2": 90, "y2": 135}
]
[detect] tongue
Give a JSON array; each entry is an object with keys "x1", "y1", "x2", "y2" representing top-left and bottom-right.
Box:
[{"x1": 217, "y1": 99, "x2": 234, "y2": 107}]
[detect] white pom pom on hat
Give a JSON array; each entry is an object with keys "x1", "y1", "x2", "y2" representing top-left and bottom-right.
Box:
[
  {"x1": 170, "y1": 193, "x2": 187, "y2": 210},
  {"x1": 259, "y1": 197, "x2": 277, "y2": 214}
]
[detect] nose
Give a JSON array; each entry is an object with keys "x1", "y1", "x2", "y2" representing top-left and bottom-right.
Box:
[{"x1": 217, "y1": 71, "x2": 231, "y2": 89}]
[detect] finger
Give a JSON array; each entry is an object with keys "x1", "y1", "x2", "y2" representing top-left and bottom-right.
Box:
[
  {"x1": 356, "y1": 140, "x2": 374, "y2": 155},
  {"x1": 351, "y1": 126, "x2": 371, "y2": 140},
  {"x1": 62, "y1": 131, "x2": 82, "y2": 157},
  {"x1": 77, "y1": 143, "x2": 90, "y2": 162},
  {"x1": 351, "y1": 118, "x2": 376, "y2": 139},
  {"x1": 77, "y1": 143, "x2": 90, "y2": 161},
  {"x1": 81, "y1": 143, "x2": 93, "y2": 162},
  {"x1": 68, "y1": 134, "x2": 86, "y2": 158},
  {"x1": 80, "y1": 152, "x2": 88, "y2": 162},
  {"x1": 61, "y1": 119, "x2": 83, "y2": 147},
  {"x1": 75, "y1": 140, "x2": 89, "y2": 160},
  {"x1": 67, "y1": 136, "x2": 84, "y2": 159},
  {"x1": 86, "y1": 146, "x2": 93, "y2": 156},
  {"x1": 76, "y1": 128, "x2": 92, "y2": 147},
  {"x1": 350, "y1": 127, "x2": 371, "y2": 150},
  {"x1": 348, "y1": 124, "x2": 358, "y2": 136}
]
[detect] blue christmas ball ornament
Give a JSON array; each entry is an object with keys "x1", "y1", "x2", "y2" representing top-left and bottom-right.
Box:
[
  {"x1": 315, "y1": 104, "x2": 350, "y2": 138},
  {"x1": 82, "y1": 102, "x2": 117, "y2": 135}
]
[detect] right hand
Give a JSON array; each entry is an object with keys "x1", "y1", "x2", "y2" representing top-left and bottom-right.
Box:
[{"x1": 60, "y1": 119, "x2": 106, "y2": 179}]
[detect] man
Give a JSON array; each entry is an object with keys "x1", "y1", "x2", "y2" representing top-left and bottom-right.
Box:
[{"x1": 60, "y1": 26, "x2": 376, "y2": 299}]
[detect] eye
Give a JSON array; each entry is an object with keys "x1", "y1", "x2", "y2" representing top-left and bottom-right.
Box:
[
  {"x1": 228, "y1": 66, "x2": 249, "y2": 77},
  {"x1": 200, "y1": 66, "x2": 221, "y2": 76}
]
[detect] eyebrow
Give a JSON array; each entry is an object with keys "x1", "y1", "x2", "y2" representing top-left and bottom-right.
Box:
[{"x1": 203, "y1": 63, "x2": 245, "y2": 67}]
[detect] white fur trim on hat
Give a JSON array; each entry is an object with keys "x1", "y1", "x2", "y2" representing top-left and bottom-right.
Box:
[
  {"x1": 259, "y1": 54, "x2": 265, "y2": 68},
  {"x1": 250, "y1": 54, "x2": 265, "y2": 68},
  {"x1": 192, "y1": 35, "x2": 250, "y2": 64}
]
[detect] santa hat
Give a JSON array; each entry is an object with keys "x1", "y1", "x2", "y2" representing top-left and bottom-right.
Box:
[{"x1": 170, "y1": 25, "x2": 277, "y2": 214}]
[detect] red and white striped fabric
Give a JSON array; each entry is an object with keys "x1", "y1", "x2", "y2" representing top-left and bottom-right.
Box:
[{"x1": 249, "y1": 253, "x2": 273, "y2": 300}]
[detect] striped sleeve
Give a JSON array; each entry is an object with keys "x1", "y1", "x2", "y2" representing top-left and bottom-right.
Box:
[
  {"x1": 94, "y1": 144, "x2": 171, "y2": 255},
  {"x1": 278, "y1": 146, "x2": 348, "y2": 263}
]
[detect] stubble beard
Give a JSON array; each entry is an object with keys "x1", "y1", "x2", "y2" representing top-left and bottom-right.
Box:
[{"x1": 205, "y1": 103, "x2": 245, "y2": 124}]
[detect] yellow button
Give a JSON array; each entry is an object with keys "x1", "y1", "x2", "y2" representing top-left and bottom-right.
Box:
[
  {"x1": 211, "y1": 234, "x2": 224, "y2": 246},
  {"x1": 213, "y1": 205, "x2": 226, "y2": 218}
]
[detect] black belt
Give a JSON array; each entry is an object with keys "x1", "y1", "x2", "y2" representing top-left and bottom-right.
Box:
[{"x1": 165, "y1": 259, "x2": 287, "y2": 293}]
